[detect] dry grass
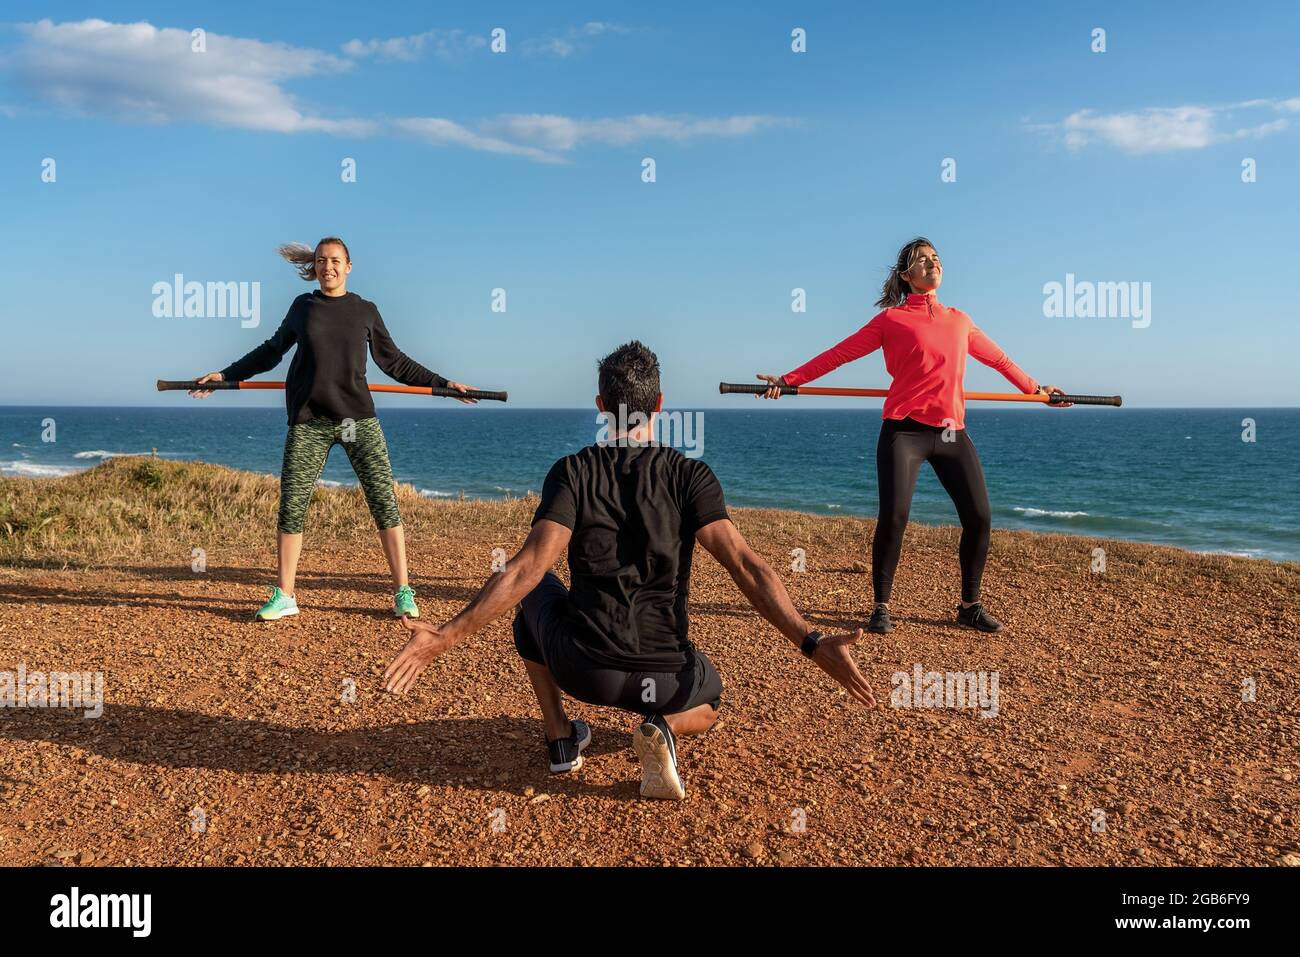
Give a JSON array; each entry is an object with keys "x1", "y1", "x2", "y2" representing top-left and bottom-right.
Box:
[{"x1": 0, "y1": 457, "x2": 536, "y2": 569}]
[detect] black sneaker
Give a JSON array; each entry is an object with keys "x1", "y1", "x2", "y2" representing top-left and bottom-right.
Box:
[
  {"x1": 546, "y1": 719, "x2": 592, "y2": 773},
  {"x1": 867, "y1": 603, "x2": 895, "y2": 634},
  {"x1": 633, "y1": 714, "x2": 685, "y2": 800},
  {"x1": 956, "y1": 603, "x2": 1004, "y2": 633}
]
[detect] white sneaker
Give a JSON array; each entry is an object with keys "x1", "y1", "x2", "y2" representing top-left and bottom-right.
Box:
[{"x1": 633, "y1": 715, "x2": 685, "y2": 800}]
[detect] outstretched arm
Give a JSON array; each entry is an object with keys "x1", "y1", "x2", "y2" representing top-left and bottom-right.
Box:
[
  {"x1": 968, "y1": 324, "x2": 1038, "y2": 394},
  {"x1": 383, "y1": 519, "x2": 572, "y2": 693},
  {"x1": 220, "y1": 312, "x2": 298, "y2": 383},
  {"x1": 781, "y1": 319, "x2": 884, "y2": 387},
  {"x1": 368, "y1": 309, "x2": 450, "y2": 389},
  {"x1": 368, "y1": 309, "x2": 484, "y2": 403},
  {"x1": 695, "y1": 518, "x2": 875, "y2": 706}
]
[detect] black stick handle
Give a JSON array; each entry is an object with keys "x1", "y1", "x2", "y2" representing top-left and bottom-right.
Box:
[
  {"x1": 1051, "y1": 394, "x2": 1123, "y2": 407},
  {"x1": 428, "y1": 387, "x2": 508, "y2": 402},
  {"x1": 719, "y1": 382, "x2": 799, "y2": 396},
  {"x1": 156, "y1": 379, "x2": 239, "y2": 391}
]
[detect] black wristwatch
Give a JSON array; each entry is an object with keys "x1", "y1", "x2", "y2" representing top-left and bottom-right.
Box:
[{"x1": 800, "y1": 630, "x2": 823, "y2": 658}]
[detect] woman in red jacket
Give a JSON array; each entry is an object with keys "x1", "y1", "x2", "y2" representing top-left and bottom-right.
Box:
[{"x1": 759, "y1": 237, "x2": 1068, "y2": 634}]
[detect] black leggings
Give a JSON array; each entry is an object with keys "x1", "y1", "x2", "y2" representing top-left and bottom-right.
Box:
[{"x1": 873, "y1": 417, "x2": 992, "y2": 604}]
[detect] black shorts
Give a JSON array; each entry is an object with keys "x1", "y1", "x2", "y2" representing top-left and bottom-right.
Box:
[{"x1": 512, "y1": 572, "x2": 723, "y2": 717}]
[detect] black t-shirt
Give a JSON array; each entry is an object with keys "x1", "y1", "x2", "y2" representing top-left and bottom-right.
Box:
[
  {"x1": 221, "y1": 291, "x2": 447, "y2": 425},
  {"x1": 532, "y1": 443, "x2": 730, "y2": 670}
]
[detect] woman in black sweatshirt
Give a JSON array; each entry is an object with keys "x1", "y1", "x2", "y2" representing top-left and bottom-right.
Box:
[{"x1": 189, "y1": 237, "x2": 476, "y2": 622}]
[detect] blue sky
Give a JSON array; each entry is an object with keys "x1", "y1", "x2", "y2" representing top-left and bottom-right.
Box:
[{"x1": 1, "y1": 1, "x2": 1297, "y2": 409}]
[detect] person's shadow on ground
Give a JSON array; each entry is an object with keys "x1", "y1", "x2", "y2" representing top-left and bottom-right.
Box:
[{"x1": 0, "y1": 705, "x2": 642, "y2": 799}]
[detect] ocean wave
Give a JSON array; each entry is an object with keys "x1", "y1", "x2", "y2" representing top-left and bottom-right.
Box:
[
  {"x1": 1013, "y1": 507, "x2": 1089, "y2": 519},
  {"x1": 1004, "y1": 507, "x2": 1185, "y2": 538},
  {"x1": 316, "y1": 479, "x2": 348, "y2": 488},
  {"x1": 1195, "y1": 548, "x2": 1267, "y2": 559},
  {"x1": 418, "y1": 488, "x2": 454, "y2": 498},
  {"x1": 0, "y1": 460, "x2": 81, "y2": 478},
  {"x1": 74, "y1": 450, "x2": 138, "y2": 460}
]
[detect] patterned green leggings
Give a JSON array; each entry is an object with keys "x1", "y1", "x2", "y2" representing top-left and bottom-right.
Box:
[{"x1": 277, "y1": 417, "x2": 401, "y2": 534}]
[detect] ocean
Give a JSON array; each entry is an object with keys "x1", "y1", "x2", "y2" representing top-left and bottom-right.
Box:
[{"x1": 2, "y1": 405, "x2": 1297, "y2": 562}]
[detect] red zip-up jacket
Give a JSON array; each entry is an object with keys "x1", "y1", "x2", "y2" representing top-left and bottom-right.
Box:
[{"x1": 782, "y1": 292, "x2": 1038, "y2": 429}]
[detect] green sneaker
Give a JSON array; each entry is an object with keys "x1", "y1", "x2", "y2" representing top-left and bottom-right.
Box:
[
  {"x1": 393, "y1": 584, "x2": 420, "y2": 619},
  {"x1": 255, "y1": 586, "x2": 299, "y2": 621}
]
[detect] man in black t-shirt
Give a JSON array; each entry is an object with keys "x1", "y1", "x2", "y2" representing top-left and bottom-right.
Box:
[{"x1": 385, "y1": 342, "x2": 875, "y2": 800}]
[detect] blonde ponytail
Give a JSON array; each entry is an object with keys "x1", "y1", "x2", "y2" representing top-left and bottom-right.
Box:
[{"x1": 278, "y1": 237, "x2": 350, "y2": 282}]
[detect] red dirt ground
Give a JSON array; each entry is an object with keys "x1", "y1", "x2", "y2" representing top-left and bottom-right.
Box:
[{"x1": 1, "y1": 505, "x2": 1297, "y2": 866}]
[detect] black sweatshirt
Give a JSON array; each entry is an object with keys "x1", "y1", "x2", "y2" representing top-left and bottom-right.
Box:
[{"x1": 220, "y1": 291, "x2": 448, "y2": 425}]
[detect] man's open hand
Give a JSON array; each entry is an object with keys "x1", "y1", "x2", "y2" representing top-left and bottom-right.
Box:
[
  {"x1": 811, "y1": 629, "x2": 876, "y2": 706},
  {"x1": 383, "y1": 618, "x2": 456, "y2": 695}
]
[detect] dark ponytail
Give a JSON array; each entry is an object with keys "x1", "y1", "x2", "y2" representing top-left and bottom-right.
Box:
[{"x1": 876, "y1": 236, "x2": 936, "y2": 308}]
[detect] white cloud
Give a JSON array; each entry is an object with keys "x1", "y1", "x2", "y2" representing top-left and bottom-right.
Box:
[
  {"x1": 1062, "y1": 106, "x2": 1218, "y2": 153},
  {"x1": 341, "y1": 29, "x2": 486, "y2": 62},
  {"x1": 484, "y1": 113, "x2": 786, "y2": 151},
  {"x1": 392, "y1": 117, "x2": 562, "y2": 163},
  {"x1": 1043, "y1": 98, "x2": 1294, "y2": 154},
  {"x1": 1224, "y1": 118, "x2": 1290, "y2": 141},
  {"x1": 398, "y1": 112, "x2": 785, "y2": 163},
  {"x1": 11, "y1": 18, "x2": 372, "y2": 135},
  {"x1": 5, "y1": 19, "x2": 786, "y2": 163},
  {"x1": 580, "y1": 22, "x2": 627, "y2": 36},
  {"x1": 522, "y1": 21, "x2": 630, "y2": 58}
]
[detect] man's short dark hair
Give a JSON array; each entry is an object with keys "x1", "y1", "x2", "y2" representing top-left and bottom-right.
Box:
[{"x1": 597, "y1": 341, "x2": 661, "y2": 420}]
